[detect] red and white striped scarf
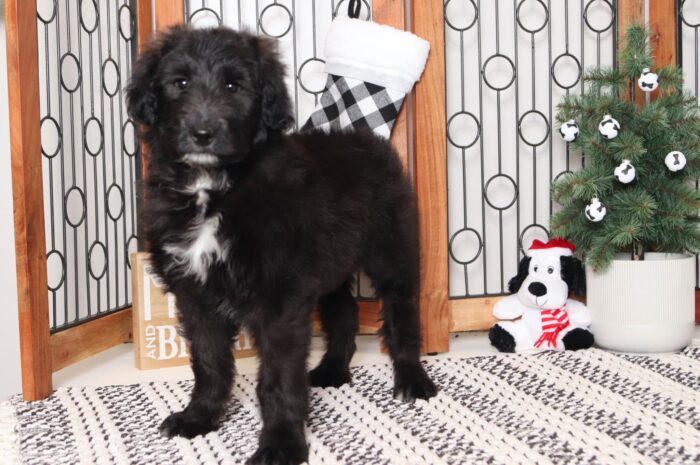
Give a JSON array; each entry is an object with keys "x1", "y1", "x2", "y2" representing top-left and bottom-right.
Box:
[{"x1": 534, "y1": 306, "x2": 570, "y2": 348}]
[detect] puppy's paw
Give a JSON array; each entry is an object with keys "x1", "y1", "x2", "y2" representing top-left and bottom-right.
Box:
[
  {"x1": 309, "y1": 360, "x2": 351, "y2": 388},
  {"x1": 159, "y1": 410, "x2": 220, "y2": 439},
  {"x1": 393, "y1": 362, "x2": 437, "y2": 403},
  {"x1": 245, "y1": 444, "x2": 309, "y2": 465}
]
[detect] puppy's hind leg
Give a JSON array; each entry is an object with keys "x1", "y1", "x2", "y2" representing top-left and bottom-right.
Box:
[
  {"x1": 364, "y1": 234, "x2": 437, "y2": 402},
  {"x1": 309, "y1": 279, "x2": 359, "y2": 388}
]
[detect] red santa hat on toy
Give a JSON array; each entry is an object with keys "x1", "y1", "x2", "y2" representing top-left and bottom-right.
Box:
[{"x1": 527, "y1": 238, "x2": 575, "y2": 258}]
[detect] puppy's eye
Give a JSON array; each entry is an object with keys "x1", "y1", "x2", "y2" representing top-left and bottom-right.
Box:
[
  {"x1": 533, "y1": 266, "x2": 538, "y2": 272},
  {"x1": 547, "y1": 267, "x2": 554, "y2": 274},
  {"x1": 225, "y1": 81, "x2": 240, "y2": 93},
  {"x1": 173, "y1": 78, "x2": 189, "y2": 90}
]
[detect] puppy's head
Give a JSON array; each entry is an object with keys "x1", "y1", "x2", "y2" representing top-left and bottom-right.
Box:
[{"x1": 127, "y1": 26, "x2": 293, "y2": 166}]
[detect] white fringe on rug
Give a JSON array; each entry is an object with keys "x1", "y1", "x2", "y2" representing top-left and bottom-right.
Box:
[{"x1": 0, "y1": 400, "x2": 20, "y2": 465}]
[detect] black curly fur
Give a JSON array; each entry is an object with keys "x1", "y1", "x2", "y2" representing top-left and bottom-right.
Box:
[{"x1": 127, "y1": 26, "x2": 436, "y2": 465}]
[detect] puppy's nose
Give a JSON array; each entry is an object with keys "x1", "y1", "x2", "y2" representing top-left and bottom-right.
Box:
[
  {"x1": 528, "y1": 282, "x2": 547, "y2": 297},
  {"x1": 191, "y1": 128, "x2": 214, "y2": 146}
]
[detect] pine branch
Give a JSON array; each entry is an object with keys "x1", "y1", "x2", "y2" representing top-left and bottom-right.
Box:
[
  {"x1": 619, "y1": 24, "x2": 652, "y2": 79},
  {"x1": 584, "y1": 68, "x2": 627, "y2": 94}
]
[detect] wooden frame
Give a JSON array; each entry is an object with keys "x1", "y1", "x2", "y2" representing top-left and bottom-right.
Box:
[
  {"x1": 412, "y1": 0, "x2": 450, "y2": 353},
  {"x1": 6, "y1": 0, "x2": 52, "y2": 401}
]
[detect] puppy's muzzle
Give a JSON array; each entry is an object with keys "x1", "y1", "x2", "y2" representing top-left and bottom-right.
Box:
[{"x1": 190, "y1": 123, "x2": 219, "y2": 148}]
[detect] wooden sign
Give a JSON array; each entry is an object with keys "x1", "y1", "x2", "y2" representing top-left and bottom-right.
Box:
[{"x1": 131, "y1": 253, "x2": 256, "y2": 370}]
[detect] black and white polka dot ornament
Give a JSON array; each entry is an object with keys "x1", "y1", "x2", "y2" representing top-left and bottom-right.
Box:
[
  {"x1": 614, "y1": 159, "x2": 635, "y2": 184},
  {"x1": 598, "y1": 114, "x2": 620, "y2": 139},
  {"x1": 585, "y1": 196, "x2": 607, "y2": 222},
  {"x1": 558, "y1": 119, "x2": 579, "y2": 142},
  {"x1": 665, "y1": 151, "x2": 687, "y2": 172},
  {"x1": 638, "y1": 68, "x2": 659, "y2": 92}
]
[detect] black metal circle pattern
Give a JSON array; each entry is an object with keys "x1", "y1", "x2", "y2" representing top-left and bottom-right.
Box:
[
  {"x1": 449, "y1": 228, "x2": 483, "y2": 265},
  {"x1": 583, "y1": 0, "x2": 615, "y2": 34},
  {"x1": 106, "y1": 184, "x2": 125, "y2": 221},
  {"x1": 79, "y1": 0, "x2": 99, "y2": 34},
  {"x1": 681, "y1": 0, "x2": 700, "y2": 28},
  {"x1": 84, "y1": 117, "x2": 104, "y2": 157},
  {"x1": 102, "y1": 59, "x2": 121, "y2": 98},
  {"x1": 516, "y1": 0, "x2": 549, "y2": 34},
  {"x1": 37, "y1": 0, "x2": 58, "y2": 24},
  {"x1": 64, "y1": 186, "x2": 87, "y2": 228},
  {"x1": 60, "y1": 53, "x2": 82, "y2": 93},
  {"x1": 40, "y1": 116, "x2": 62, "y2": 159},
  {"x1": 46, "y1": 250, "x2": 66, "y2": 291},
  {"x1": 519, "y1": 224, "x2": 549, "y2": 254},
  {"x1": 518, "y1": 110, "x2": 550, "y2": 147},
  {"x1": 259, "y1": 3, "x2": 294, "y2": 38},
  {"x1": 551, "y1": 53, "x2": 582, "y2": 89},
  {"x1": 297, "y1": 58, "x2": 327, "y2": 95},
  {"x1": 447, "y1": 111, "x2": 481, "y2": 149},
  {"x1": 188, "y1": 7, "x2": 222, "y2": 28},
  {"x1": 119, "y1": 4, "x2": 135, "y2": 41},
  {"x1": 88, "y1": 241, "x2": 107, "y2": 280},
  {"x1": 553, "y1": 170, "x2": 574, "y2": 184},
  {"x1": 444, "y1": 0, "x2": 479, "y2": 32},
  {"x1": 482, "y1": 54, "x2": 517, "y2": 91},
  {"x1": 125, "y1": 235, "x2": 138, "y2": 269},
  {"x1": 122, "y1": 119, "x2": 137, "y2": 157},
  {"x1": 484, "y1": 174, "x2": 519, "y2": 210}
]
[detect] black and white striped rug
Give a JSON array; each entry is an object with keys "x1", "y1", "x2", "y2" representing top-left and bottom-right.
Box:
[{"x1": 2, "y1": 344, "x2": 700, "y2": 465}]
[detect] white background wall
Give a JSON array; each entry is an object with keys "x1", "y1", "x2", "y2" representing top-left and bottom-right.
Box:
[{"x1": 0, "y1": 0, "x2": 23, "y2": 400}]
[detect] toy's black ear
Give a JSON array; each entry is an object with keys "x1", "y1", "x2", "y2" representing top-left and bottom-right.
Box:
[
  {"x1": 507, "y1": 256, "x2": 531, "y2": 293},
  {"x1": 560, "y1": 255, "x2": 586, "y2": 296},
  {"x1": 126, "y1": 27, "x2": 181, "y2": 126},
  {"x1": 254, "y1": 37, "x2": 294, "y2": 145}
]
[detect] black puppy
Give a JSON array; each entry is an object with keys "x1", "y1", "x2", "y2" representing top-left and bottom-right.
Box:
[{"x1": 127, "y1": 26, "x2": 437, "y2": 465}]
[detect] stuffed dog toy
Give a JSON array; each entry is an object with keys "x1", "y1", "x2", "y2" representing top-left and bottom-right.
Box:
[{"x1": 489, "y1": 238, "x2": 594, "y2": 352}]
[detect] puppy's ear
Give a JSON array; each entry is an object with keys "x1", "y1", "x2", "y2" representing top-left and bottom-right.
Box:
[
  {"x1": 507, "y1": 256, "x2": 531, "y2": 293},
  {"x1": 254, "y1": 37, "x2": 294, "y2": 144},
  {"x1": 560, "y1": 255, "x2": 586, "y2": 296},
  {"x1": 126, "y1": 27, "x2": 180, "y2": 126}
]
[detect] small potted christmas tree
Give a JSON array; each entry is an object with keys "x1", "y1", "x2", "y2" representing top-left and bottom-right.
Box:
[{"x1": 551, "y1": 25, "x2": 700, "y2": 353}]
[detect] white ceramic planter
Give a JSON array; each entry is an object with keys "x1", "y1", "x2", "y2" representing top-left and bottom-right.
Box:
[{"x1": 586, "y1": 253, "x2": 695, "y2": 353}]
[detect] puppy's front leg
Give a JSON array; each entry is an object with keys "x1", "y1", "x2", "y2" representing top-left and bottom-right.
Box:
[
  {"x1": 247, "y1": 303, "x2": 311, "y2": 465},
  {"x1": 160, "y1": 307, "x2": 236, "y2": 439}
]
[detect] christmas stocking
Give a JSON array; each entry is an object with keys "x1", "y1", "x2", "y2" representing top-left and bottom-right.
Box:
[{"x1": 302, "y1": 17, "x2": 430, "y2": 138}]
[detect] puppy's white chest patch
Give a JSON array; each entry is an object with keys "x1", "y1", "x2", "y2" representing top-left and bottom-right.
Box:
[{"x1": 164, "y1": 173, "x2": 229, "y2": 282}]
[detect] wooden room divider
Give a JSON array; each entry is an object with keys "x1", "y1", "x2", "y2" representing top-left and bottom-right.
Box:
[{"x1": 7, "y1": 0, "x2": 690, "y2": 401}]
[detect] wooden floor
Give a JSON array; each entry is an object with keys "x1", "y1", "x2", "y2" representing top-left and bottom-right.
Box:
[{"x1": 52, "y1": 327, "x2": 700, "y2": 390}]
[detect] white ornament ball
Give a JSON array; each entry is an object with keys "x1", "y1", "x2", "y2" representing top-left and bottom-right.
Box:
[
  {"x1": 585, "y1": 196, "x2": 607, "y2": 222},
  {"x1": 665, "y1": 151, "x2": 687, "y2": 172},
  {"x1": 638, "y1": 67, "x2": 659, "y2": 92},
  {"x1": 598, "y1": 114, "x2": 620, "y2": 139},
  {"x1": 558, "y1": 119, "x2": 579, "y2": 142},
  {"x1": 614, "y1": 159, "x2": 636, "y2": 184}
]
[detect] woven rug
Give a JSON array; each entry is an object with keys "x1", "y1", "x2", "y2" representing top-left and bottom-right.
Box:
[{"x1": 2, "y1": 344, "x2": 700, "y2": 465}]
